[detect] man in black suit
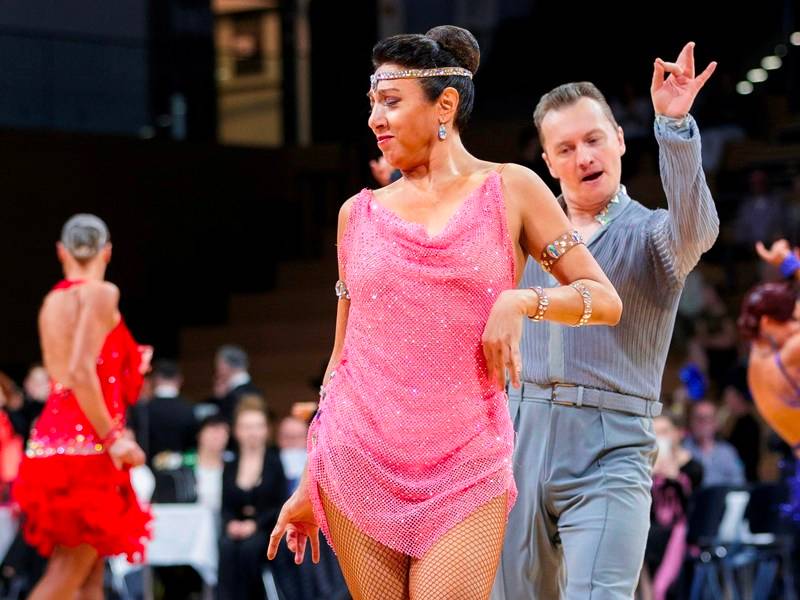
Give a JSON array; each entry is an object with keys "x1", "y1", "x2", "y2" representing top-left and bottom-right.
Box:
[
  {"x1": 6, "y1": 365, "x2": 48, "y2": 442},
  {"x1": 129, "y1": 359, "x2": 197, "y2": 461},
  {"x1": 213, "y1": 345, "x2": 262, "y2": 423}
]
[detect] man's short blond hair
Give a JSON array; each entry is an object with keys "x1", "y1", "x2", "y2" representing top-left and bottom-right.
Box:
[{"x1": 533, "y1": 82, "x2": 618, "y2": 147}]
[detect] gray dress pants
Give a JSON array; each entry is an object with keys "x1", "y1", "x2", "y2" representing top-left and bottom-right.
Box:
[{"x1": 491, "y1": 388, "x2": 657, "y2": 600}]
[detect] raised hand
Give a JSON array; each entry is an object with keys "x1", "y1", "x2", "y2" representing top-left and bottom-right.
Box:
[
  {"x1": 755, "y1": 238, "x2": 795, "y2": 267},
  {"x1": 651, "y1": 42, "x2": 716, "y2": 118}
]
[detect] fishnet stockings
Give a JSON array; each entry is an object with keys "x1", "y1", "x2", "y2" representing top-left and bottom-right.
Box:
[
  {"x1": 321, "y1": 491, "x2": 410, "y2": 600},
  {"x1": 321, "y1": 491, "x2": 507, "y2": 600},
  {"x1": 409, "y1": 493, "x2": 507, "y2": 599}
]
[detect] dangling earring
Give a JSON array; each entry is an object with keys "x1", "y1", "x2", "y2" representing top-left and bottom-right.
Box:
[{"x1": 438, "y1": 123, "x2": 447, "y2": 141}]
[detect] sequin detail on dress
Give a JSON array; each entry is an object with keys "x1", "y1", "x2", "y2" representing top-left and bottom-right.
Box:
[{"x1": 307, "y1": 170, "x2": 517, "y2": 558}]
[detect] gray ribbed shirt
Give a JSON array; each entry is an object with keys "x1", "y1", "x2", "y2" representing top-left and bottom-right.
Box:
[{"x1": 520, "y1": 116, "x2": 719, "y2": 402}]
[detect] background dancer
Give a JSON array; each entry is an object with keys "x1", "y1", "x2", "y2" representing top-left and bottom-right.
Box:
[{"x1": 13, "y1": 214, "x2": 152, "y2": 600}]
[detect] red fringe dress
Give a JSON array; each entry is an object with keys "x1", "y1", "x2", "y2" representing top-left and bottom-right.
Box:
[{"x1": 12, "y1": 280, "x2": 152, "y2": 561}]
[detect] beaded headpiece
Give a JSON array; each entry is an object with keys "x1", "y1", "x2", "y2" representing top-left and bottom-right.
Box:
[{"x1": 370, "y1": 67, "x2": 473, "y2": 90}]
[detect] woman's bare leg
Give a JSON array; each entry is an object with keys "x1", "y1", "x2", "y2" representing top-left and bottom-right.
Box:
[
  {"x1": 76, "y1": 558, "x2": 105, "y2": 600},
  {"x1": 28, "y1": 544, "x2": 98, "y2": 600}
]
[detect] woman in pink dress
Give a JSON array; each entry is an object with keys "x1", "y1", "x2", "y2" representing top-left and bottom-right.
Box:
[
  {"x1": 268, "y1": 26, "x2": 622, "y2": 599},
  {"x1": 13, "y1": 214, "x2": 151, "y2": 600}
]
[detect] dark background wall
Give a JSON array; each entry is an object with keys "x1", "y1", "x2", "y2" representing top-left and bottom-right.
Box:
[{"x1": 0, "y1": 0, "x2": 798, "y2": 380}]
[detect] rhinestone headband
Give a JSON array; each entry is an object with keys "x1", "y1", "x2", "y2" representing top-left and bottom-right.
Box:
[{"x1": 370, "y1": 67, "x2": 473, "y2": 90}]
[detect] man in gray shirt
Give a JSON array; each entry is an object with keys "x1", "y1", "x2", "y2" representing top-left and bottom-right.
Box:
[
  {"x1": 684, "y1": 399, "x2": 745, "y2": 487},
  {"x1": 493, "y1": 43, "x2": 719, "y2": 599}
]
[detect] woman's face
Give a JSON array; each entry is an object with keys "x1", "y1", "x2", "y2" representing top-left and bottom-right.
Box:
[
  {"x1": 199, "y1": 423, "x2": 230, "y2": 455},
  {"x1": 234, "y1": 410, "x2": 269, "y2": 450},
  {"x1": 368, "y1": 63, "x2": 442, "y2": 171},
  {"x1": 654, "y1": 416, "x2": 682, "y2": 446}
]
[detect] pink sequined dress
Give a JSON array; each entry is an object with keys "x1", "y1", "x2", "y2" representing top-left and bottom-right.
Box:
[
  {"x1": 13, "y1": 280, "x2": 152, "y2": 561},
  {"x1": 308, "y1": 170, "x2": 518, "y2": 558}
]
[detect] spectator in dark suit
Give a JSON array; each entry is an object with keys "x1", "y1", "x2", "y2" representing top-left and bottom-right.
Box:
[
  {"x1": 6, "y1": 365, "x2": 49, "y2": 442},
  {"x1": 218, "y1": 395, "x2": 286, "y2": 600},
  {"x1": 213, "y1": 345, "x2": 262, "y2": 423},
  {"x1": 129, "y1": 359, "x2": 197, "y2": 461}
]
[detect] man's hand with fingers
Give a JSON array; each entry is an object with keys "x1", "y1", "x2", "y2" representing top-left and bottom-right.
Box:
[{"x1": 651, "y1": 41, "x2": 717, "y2": 118}]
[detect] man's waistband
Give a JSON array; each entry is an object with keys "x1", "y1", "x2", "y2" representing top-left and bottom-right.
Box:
[{"x1": 507, "y1": 381, "x2": 662, "y2": 418}]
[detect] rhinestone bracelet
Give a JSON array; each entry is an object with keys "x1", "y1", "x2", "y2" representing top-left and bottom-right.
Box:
[
  {"x1": 528, "y1": 286, "x2": 550, "y2": 321},
  {"x1": 571, "y1": 281, "x2": 592, "y2": 327},
  {"x1": 540, "y1": 229, "x2": 585, "y2": 273},
  {"x1": 335, "y1": 279, "x2": 350, "y2": 301}
]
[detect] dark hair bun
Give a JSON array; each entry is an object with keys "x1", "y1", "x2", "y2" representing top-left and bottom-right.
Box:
[
  {"x1": 425, "y1": 25, "x2": 480, "y2": 74},
  {"x1": 738, "y1": 281, "x2": 797, "y2": 340}
]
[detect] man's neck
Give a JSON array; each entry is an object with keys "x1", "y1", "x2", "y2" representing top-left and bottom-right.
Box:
[
  {"x1": 197, "y1": 449, "x2": 223, "y2": 469},
  {"x1": 154, "y1": 384, "x2": 179, "y2": 398},
  {"x1": 562, "y1": 188, "x2": 620, "y2": 238},
  {"x1": 563, "y1": 188, "x2": 619, "y2": 221},
  {"x1": 697, "y1": 438, "x2": 715, "y2": 453}
]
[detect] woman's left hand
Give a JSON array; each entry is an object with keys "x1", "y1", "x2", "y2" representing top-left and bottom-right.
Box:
[{"x1": 482, "y1": 290, "x2": 527, "y2": 390}]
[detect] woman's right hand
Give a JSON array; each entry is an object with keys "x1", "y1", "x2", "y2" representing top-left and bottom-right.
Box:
[
  {"x1": 108, "y1": 437, "x2": 146, "y2": 470},
  {"x1": 267, "y1": 485, "x2": 321, "y2": 565}
]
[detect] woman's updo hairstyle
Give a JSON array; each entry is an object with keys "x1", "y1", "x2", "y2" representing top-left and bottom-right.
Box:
[
  {"x1": 60, "y1": 214, "x2": 110, "y2": 263},
  {"x1": 737, "y1": 282, "x2": 797, "y2": 340},
  {"x1": 371, "y1": 25, "x2": 480, "y2": 131}
]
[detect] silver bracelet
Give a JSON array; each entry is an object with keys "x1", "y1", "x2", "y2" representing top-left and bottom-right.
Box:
[
  {"x1": 570, "y1": 281, "x2": 592, "y2": 327},
  {"x1": 528, "y1": 286, "x2": 550, "y2": 321},
  {"x1": 335, "y1": 279, "x2": 350, "y2": 301}
]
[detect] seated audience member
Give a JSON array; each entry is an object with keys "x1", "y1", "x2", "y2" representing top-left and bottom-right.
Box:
[
  {"x1": 721, "y1": 375, "x2": 761, "y2": 483},
  {"x1": 277, "y1": 416, "x2": 308, "y2": 494},
  {"x1": 129, "y1": 359, "x2": 197, "y2": 461},
  {"x1": 7, "y1": 366, "x2": 49, "y2": 442},
  {"x1": 212, "y1": 345, "x2": 261, "y2": 424},
  {"x1": 195, "y1": 415, "x2": 230, "y2": 513},
  {"x1": 218, "y1": 396, "x2": 287, "y2": 600},
  {"x1": 684, "y1": 400, "x2": 745, "y2": 487},
  {"x1": 640, "y1": 414, "x2": 703, "y2": 600}
]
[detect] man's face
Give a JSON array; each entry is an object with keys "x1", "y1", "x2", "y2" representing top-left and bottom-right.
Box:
[
  {"x1": 278, "y1": 417, "x2": 308, "y2": 450},
  {"x1": 690, "y1": 402, "x2": 717, "y2": 442},
  {"x1": 540, "y1": 97, "x2": 625, "y2": 208},
  {"x1": 215, "y1": 358, "x2": 233, "y2": 386},
  {"x1": 24, "y1": 367, "x2": 50, "y2": 402}
]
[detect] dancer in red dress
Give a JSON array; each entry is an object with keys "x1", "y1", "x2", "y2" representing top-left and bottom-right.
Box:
[{"x1": 13, "y1": 214, "x2": 152, "y2": 600}]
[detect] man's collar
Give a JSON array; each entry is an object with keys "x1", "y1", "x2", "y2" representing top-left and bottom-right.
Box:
[{"x1": 559, "y1": 185, "x2": 631, "y2": 227}]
